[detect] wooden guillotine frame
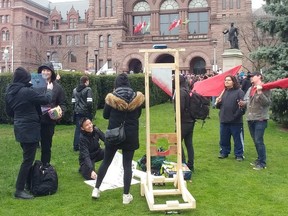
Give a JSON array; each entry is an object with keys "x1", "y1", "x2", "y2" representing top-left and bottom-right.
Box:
[{"x1": 139, "y1": 48, "x2": 196, "y2": 211}]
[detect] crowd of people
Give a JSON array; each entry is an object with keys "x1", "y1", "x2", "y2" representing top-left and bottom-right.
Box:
[{"x1": 5, "y1": 66, "x2": 270, "y2": 203}]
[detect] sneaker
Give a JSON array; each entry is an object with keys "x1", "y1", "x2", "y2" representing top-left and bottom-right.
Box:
[
  {"x1": 218, "y1": 154, "x2": 228, "y2": 159},
  {"x1": 250, "y1": 160, "x2": 259, "y2": 166},
  {"x1": 92, "y1": 188, "x2": 100, "y2": 199},
  {"x1": 123, "y1": 193, "x2": 133, "y2": 204},
  {"x1": 253, "y1": 164, "x2": 266, "y2": 170},
  {"x1": 235, "y1": 156, "x2": 244, "y2": 161}
]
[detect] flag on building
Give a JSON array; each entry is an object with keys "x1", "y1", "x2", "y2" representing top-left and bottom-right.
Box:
[
  {"x1": 168, "y1": 19, "x2": 182, "y2": 31},
  {"x1": 192, "y1": 65, "x2": 242, "y2": 96},
  {"x1": 134, "y1": 21, "x2": 146, "y2": 33}
]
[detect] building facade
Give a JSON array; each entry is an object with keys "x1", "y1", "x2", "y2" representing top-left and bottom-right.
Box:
[{"x1": 0, "y1": 0, "x2": 253, "y2": 74}]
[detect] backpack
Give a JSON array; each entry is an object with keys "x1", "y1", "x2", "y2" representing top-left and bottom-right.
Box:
[
  {"x1": 185, "y1": 90, "x2": 210, "y2": 121},
  {"x1": 27, "y1": 160, "x2": 58, "y2": 196}
]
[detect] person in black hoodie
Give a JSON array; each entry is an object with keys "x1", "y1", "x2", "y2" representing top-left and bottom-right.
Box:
[
  {"x1": 92, "y1": 73, "x2": 144, "y2": 204},
  {"x1": 215, "y1": 75, "x2": 245, "y2": 161},
  {"x1": 72, "y1": 76, "x2": 93, "y2": 151},
  {"x1": 78, "y1": 118, "x2": 104, "y2": 180},
  {"x1": 5, "y1": 67, "x2": 53, "y2": 199},
  {"x1": 37, "y1": 62, "x2": 66, "y2": 166},
  {"x1": 179, "y1": 75, "x2": 196, "y2": 172}
]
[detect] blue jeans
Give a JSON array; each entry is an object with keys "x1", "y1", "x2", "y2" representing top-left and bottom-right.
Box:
[
  {"x1": 248, "y1": 120, "x2": 267, "y2": 166},
  {"x1": 219, "y1": 123, "x2": 244, "y2": 157}
]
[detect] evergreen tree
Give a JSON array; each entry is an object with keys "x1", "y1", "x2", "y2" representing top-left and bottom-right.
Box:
[{"x1": 251, "y1": 0, "x2": 288, "y2": 127}]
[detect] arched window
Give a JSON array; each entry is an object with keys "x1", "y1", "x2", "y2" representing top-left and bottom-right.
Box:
[
  {"x1": 188, "y1": 0, "x2": 209, "y2": 34},
  {"x1": 69, "y1": 17, "x2": 76, "y2": 29},
  {"x1": 189, "y1": 0, "x2": 208, "y2": 8},
  {"x1": 1, "y1": 29, "x2": 9, "y2": 41},
  {"x1": 99, "y1": 35, "x2": 104, "y2": 48},
  {"x1": 133, "y1": 1, "x2": 151, "y2": 35},
  {"x1": 107, "y1": 34, "x2": 112, "y2": 48},
  {"x1": 52, "y1": 19, "x2": 59, "y2": 30},
  {"x1": 159, "y1": 0, "x2": 179, "y2": 35}
]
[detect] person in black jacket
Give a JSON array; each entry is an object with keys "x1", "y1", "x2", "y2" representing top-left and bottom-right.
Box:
[
  {"x1": 37, "y1": 62, "x2": 66, "y2": 166},
  {"x1": 72, "y1": 76, "x2": 93, "y2": 151},
  {"x1": 215, "y1": 75, "x2": 245, "y2": 161},
  {"x1": 78, "y1": 118, "x2": 104, "y2": 180},
  {"x1": 5, "y1": 67, "x2": 53, "y2": 199},
  {"x1": 179, "y1": 75, "x2": 195, "y2": 172},
  {"x1": 92, "y1": 73, "x2": 144, "y2": 204}
]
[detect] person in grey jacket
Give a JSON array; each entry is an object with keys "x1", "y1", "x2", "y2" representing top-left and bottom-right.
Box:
[
  {"x1": 5, "y1": 67, "x2": 53, "y2": 199},
  {"x1": 215, "y1": 75, "x2": 245, "y2": 161},
  {"x1": 92, "y1": 73, "x2": 144, "y2": 204},
  {"x1": 72, "y1": 76, "x2": 93, "y2": 151},
  {"x1": 239, "y1": 72, "x2": 271, "y2": 170}
]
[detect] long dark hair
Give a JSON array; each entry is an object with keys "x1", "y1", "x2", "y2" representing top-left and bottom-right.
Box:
[{"x1": 225, "y1": 75, "x2": 240, "y2": 89}]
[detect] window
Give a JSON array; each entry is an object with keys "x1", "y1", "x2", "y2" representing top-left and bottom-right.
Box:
[
  {"x1": 105, "y1": 0, "x2": 108, "y2": 17},
  {"x1": 111, "y1": 0, "x2": 114, "y2": 16},
  {"x1": 108, "y1": 59, "x2": 112, "y2": 68},
  {"x1": 84, "y1": 34, "x2": 88, "y2": 45},
  {"x1": 74, "y1": 35, "x2": 80, "y2": 46},
  {"x1": 107, "y1": 34, "x2": 112, "y2": 48},
  {"x1": 30, "y1": 18, "x2": 33, "y2": 26},
  {"x1": 160, "y1": 14, "x2": 179, "y2": 35},
  {"x1": 189, "y1": 0, "x2": 208, "y2": 8},
  {"x1": 56, "y1": 35, "x2": 62, "y2": 45},
  {"x1": 36, "y1": 20, "x2": 39, "y2": 28},
  {"x1": 222, "y1": 0, "x2": 226, "y2": 10},
  {"x1": 133, "y1": 1, "x2": 150, "y2": 12},
  {"x1": 159, "y1": 0, "x2": 179, "y2": 35},
  {"x1": 99, "y1": 59, "x2": 104, "y2": 68},
  {"x1": 66, "y1": 35, "x2": 73, "y2": 46},
  {"x1": 26, "y1": 16, "x2": 29, "y2": 25},
  {"x1": 2, "y1": 29, "x2": 9, "y2": 41},
  {"x1": 99, "y1": 35, "x2": 104, "y2": 48},
  {"x1": 49, "y1": 36, "x2": 54, "y2": 45},
  {"x1": 188, "y1": 12, "x2": 208, "y2": 34},
  {"x1": 69, "y1": 18, "x2": 76, "y2": 29},
  {"x1": 99, "y1": 0, "x2": 102, "y2": 17},
  {"x1": 52, "y1": 20, "x2": 59, "y2": 30},
  {"x1": 236, "y1": 0, "x2": 241, "y2": 9},
  {"x1": 160, "y1": 0, "x2": 179, "y2": 10},
  {"x1": 229, "y1": 0, "x2": 233, "y2": 9},
  {"x1": 1, "y1": 15, "x2": 5, "y2": 23},
  {"x1": 133, "y1": 15, "x2": 150, "y2": 35},
  {"x1": 70, "y1": 52, "x2": 77, "y2": 62}
]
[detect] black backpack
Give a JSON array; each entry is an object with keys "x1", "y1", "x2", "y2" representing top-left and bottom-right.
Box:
[
  {"x1": 185, "y1": 90, "x2": 210, "y2": 121},
  {"x1": 27, "y1": 160, "x2": 58, "y2": 196}
]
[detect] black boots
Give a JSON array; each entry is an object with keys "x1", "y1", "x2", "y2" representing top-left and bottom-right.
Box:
[{"x1": 14, "y1": 190, "x2": 34, "y2": 199}]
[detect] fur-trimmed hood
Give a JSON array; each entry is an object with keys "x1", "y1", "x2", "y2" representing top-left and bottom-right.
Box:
[{"x1": 105, "y1": 91, "x2": 144, "y2": 111}]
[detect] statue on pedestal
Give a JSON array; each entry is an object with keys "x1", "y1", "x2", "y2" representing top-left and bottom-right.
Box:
[{"x1": 223, "y1": 23, "x2": 239, "y2": 49}]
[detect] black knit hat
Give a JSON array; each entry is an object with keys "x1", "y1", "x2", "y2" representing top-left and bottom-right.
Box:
[
  {"x1": 13, "y1": 67, "x2": 31, "y2": 84},
  {"x1": 114, "y1": 73, "x2": 131, "y2": 88},
  {"x1": 37, "y1": 62, "x2": 56, "y2": 81}
]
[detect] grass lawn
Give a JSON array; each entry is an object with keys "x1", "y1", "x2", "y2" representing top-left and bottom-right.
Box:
[{"x1": 1, "y1": 102, "x2": 288, "y2": 216}]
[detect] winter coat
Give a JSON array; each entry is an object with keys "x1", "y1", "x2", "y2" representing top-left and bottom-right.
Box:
[
  {"x1": 216, "y1": 88, "x2": 245, "y2": 124},
  {"x1": 40, "y1": 81, "x2": 66, "y2": 124},
  {"x1": 103, "y1": 87, "x2": 145, "y2": 150},
  {"x1": 79, "y1": 126, "x2": 105, "y2": 172},
  {"x1": 72, "y1": 85, "x2": 93, "y2": 116},
  {"x1": 5, "y1": 83, "x2": 52, "y2": 143}
]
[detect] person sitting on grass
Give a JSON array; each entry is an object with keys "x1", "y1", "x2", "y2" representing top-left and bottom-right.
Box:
[{"x1": 78, "y1": 117, "x2": 105, "y2": 180}]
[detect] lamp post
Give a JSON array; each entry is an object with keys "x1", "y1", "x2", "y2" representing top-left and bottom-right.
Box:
[
  {"x1": 3, "y1": 47, "x2": 9, "y2": 72},
  {"x1": 114, "y1": 61, "x2": 120, "y2": 74},
  {"x1": 46, "y1": 50, "x2": 51, "y2": 62},
  {"x1": 94, "y1": 49, "x2": 99, "y2": 74},
  {"x1": 212, "y1": 39, "x2": 217, "y2": 72}
]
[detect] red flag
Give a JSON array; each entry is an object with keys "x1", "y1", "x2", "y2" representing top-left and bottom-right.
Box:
[
  {"x1": 169, "y1": 19, "x2": 182, "y2": 31},
  {"x1": 192, "y1": 65, "x2": 242, "y2": 96},
  {"x1": 134, "y1": 21, "x2": 146, "y2": 33},
  {"x1": 262, "y1": 78, "x2": 288, "y2": 90}
]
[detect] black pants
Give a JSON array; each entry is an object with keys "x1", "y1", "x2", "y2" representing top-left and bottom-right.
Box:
[
  {"x1": 181, "y1": 122, "x2": 195, "y2": 167},
  {"x1": 40, "y1": 123, "x2": 55, "y2": 165},
  {"x1": 16, "y1": 142, "x2": 38, "y2": 191},
  {"x1": 95, "y1": 146, "x2": 134, "y2": 194},
  {"x1": 79, "y1": 149, "x2": 104, "y2": 180}
]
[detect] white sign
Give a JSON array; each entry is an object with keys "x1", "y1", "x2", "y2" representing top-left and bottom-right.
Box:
[{"x1": 52, "y1": 62, "x2": 62, "y2": 70}]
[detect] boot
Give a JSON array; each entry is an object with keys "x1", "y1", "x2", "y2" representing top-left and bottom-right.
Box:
[{"x1": 14, "y1": 190, "x2": 34, "y2": 199}]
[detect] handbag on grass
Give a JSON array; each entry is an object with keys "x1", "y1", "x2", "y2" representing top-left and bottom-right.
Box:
[{"x1": 105, "y1": 111, "x2": 127, "y2": 145}]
